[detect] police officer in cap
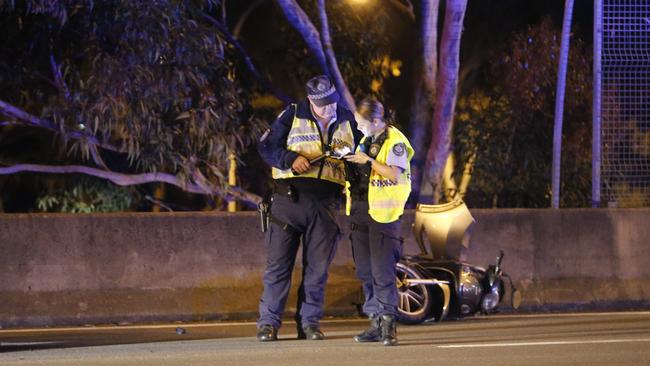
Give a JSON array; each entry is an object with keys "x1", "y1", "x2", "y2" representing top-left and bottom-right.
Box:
[
  {"x1": 256, "y1": 75, "x2": 362, "y2": 341},
  {"x1": 344, "y1": 97, "x2": 414, "y2": 346}
]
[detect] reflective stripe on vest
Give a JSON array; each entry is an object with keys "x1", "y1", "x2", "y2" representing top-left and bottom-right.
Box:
[
  {"x1": 272, "y1": 105, "x2": 355, "y2": 186},
  {"x1": 346, "y1": 126, "x2": 413, "y2": 223}
]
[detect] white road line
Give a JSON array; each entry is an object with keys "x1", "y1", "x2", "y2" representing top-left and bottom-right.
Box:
[
  {"x1": 438, "y1": 338, "x2": 650, "y2": 348},
  {"x1": 0, "y1": 341, "x2": 61, "y2": 346},
  {"x1": 486, "y1": 311, "x2": 650, "y2": 318}
]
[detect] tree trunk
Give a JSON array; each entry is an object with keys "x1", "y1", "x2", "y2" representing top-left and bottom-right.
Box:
[
  {"x1": 551, "y1": 0, "x2": 575, "y2": 208},
  {"x1": 423, "y1": 0, "x2": 467, "y2": 203},
  {"x1": 275, "y1": 0, "x2": 330, "y2": 76},
  {"x1": 316, "y1": 0, "x2": 355, "y2": 111},
  {"x1": 408, "y1": 0, "x2": 439, "y2": 205}
]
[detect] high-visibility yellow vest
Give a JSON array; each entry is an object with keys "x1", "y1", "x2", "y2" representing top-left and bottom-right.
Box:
[
  {"x1": 272, "y1": 104, "x2": 355, "y2": 186},
  {"x1": 347, "y1": 126, "x2": 414, "y2": 223}
]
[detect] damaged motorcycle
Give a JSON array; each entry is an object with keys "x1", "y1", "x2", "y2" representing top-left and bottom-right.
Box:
[{"x1": 396, "y1": 199, "x2": 521, "y2": 324}]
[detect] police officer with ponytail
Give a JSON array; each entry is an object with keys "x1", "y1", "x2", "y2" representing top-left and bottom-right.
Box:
[
  {"x1": 256, "y1": 75, "x2": 362, "y2": 342},
  {"x1": 344, "y1": 98, "x2": 414, "y2": 346}
]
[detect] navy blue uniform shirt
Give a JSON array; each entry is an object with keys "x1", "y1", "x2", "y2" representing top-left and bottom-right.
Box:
[{"x1": 258, "y1": 100, "x2": 362, "y2": 171}]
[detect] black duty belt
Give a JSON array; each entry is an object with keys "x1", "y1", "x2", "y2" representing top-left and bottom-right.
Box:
[
  {"x1": 273, "y1": 181, "x2": 337, "y2": 202},
  {"x1": 273, "y1": 182, "x2": 297, "y2": 201}
]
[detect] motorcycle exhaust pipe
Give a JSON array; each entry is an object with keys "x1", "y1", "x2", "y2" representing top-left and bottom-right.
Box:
[{"x1": 403, "y1": 279, "x2": 450, "y2": 286}]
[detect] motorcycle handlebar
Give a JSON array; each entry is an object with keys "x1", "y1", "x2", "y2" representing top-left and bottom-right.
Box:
[{"x1": 495, "y1": 250, "x2": 505, "y2": 272}]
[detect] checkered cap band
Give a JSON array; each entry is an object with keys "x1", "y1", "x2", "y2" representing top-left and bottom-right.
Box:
[{"x1": 306, "y1": 75, "x2": 340, "y2": 106}]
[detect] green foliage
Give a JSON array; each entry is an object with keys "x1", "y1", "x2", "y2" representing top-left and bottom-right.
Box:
[
  {"x1": 324, "y1": 1, "x2": 404, "y2": 100},
  {"x1": 602, "y1": 116, "x2": 650, "y2": 207},
  {"x1": 0, "y1": 0, "x2": 264, "y2": 188},
  {"x1": 257, "y1": 1, "x2": 405, "y2": 101},
  {"x1": 37, "y1": 178, "x2": 135, "y2": 213},
  {"x1": 454, "y1": 18, "x2": 592, "y2": 208}
]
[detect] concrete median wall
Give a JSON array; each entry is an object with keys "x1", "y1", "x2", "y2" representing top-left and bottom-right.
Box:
[{"x1": 1, "y1": 208, "x2": 649, "y2": 328}]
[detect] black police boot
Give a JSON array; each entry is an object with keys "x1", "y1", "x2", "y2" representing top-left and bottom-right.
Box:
[
  {"x1": 380, "y1": 315, "x2": 397, "y2": 346},
  {"x1": 353, "y1": 315, "x2": 381, "y2": 342},
  {"x1": 256, "y1": 324, "x2": 278, "y2": 342},
  {"x1": 302, "y1": 324, "x2": 324, "y2": 340}
]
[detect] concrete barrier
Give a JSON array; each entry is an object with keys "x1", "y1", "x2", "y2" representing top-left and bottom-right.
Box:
[{"x1": 1, "y1": 208, "x2": 649, "y2": 328}]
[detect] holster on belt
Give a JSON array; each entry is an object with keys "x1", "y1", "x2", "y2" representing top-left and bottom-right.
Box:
[
  {"x1": 258, "y1": 198, "x2": 270, "y2": 233},
  {"x1": 258, "y1": 191, "x2": 298, "y2": 234}
]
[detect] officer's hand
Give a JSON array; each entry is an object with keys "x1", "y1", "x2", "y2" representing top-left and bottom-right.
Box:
[
  {"x1": 292, "y1": 156, "x2": 311, "y2": 174},
  {"x1": 344, "y1": 151, "x2": 371, "y2": 165}
]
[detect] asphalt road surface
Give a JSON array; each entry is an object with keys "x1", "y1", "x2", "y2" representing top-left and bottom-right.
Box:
[{"x1": 1, "y1": 311, "x2": 650, "y2": 365}]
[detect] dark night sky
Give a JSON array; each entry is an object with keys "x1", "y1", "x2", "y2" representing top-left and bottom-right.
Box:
[{"x1": 228, "y1": 0, "x2": 595, "y2": 102}]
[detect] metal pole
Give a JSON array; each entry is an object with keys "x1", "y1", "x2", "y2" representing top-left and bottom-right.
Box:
[
  {"x1": 551, "y1": 0, "x2": 575, "y2": 209},
  {"x1": 592, "y1": 0, "x2": 603, "y2": 208},
  {"x1": 228, "y1": 153, "x2": 237, "y2": 212}
]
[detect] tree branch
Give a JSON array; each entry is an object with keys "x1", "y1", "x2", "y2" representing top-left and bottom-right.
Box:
[
  {"x1": 0, "y1": 163, "x2": 262, "y2": 208},
  {"x1": 316, "y1": 0, "x2": 355, "y2": 111},
  {"x1": 3, "y1": 97, "x2": 120, "y2": 169},
  {"x1": 143, "y1": 194, "x2": 174, "y2": 212},
  {"x1": 0, "y1": 99, "x2": 262, "y2": 206},
  {"x1": 387, "y1": 0, "x2": 416, "y2": 21},
  {"x1": 221, "y1": 0, "x2": 227, "y2": 23},
  {"x1": 201, "y1": 12, "x2": 294, "y2": 104},
  {"x1": 233, "y1": 0, "x2": 266, "y2": 38},
  {"x1": 89, "y1": 143, "x2": 109, "y2": 170},
  {"x1": 49, "y1": 53, "x2": 71, "y2": 101},
  {"x1": 0, "y1": 98, "x2": 123, "y2": 153},
  {"x1": 275, "y1": 0, "x2": 330, "y2": 75}
]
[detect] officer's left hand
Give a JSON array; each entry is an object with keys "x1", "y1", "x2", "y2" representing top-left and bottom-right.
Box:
[{"x1": 344, "y1": 151, "x2": 371, "y2": 165}]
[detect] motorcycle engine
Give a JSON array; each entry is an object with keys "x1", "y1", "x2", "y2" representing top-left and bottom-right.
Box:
[{"x1": 459, "y1": 265, "x2": 482, "y2": 315}]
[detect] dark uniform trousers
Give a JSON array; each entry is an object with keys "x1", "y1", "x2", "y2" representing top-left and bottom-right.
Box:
[
  {"x1": 257, "y1": 189, "x2": 341, "y2": 330},
  {"x1": 350, "y1": 200, "x2": 403, "y2": 317}
]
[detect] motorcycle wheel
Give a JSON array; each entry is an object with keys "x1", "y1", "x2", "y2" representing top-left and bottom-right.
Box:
[{"x1": 396, "y1": 262, "x2": 434, "y2": 324}]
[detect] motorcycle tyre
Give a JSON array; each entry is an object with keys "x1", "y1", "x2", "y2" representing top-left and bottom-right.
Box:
[{"x1": 396, "y1": 262, "x2": 435, "y2": 325}]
